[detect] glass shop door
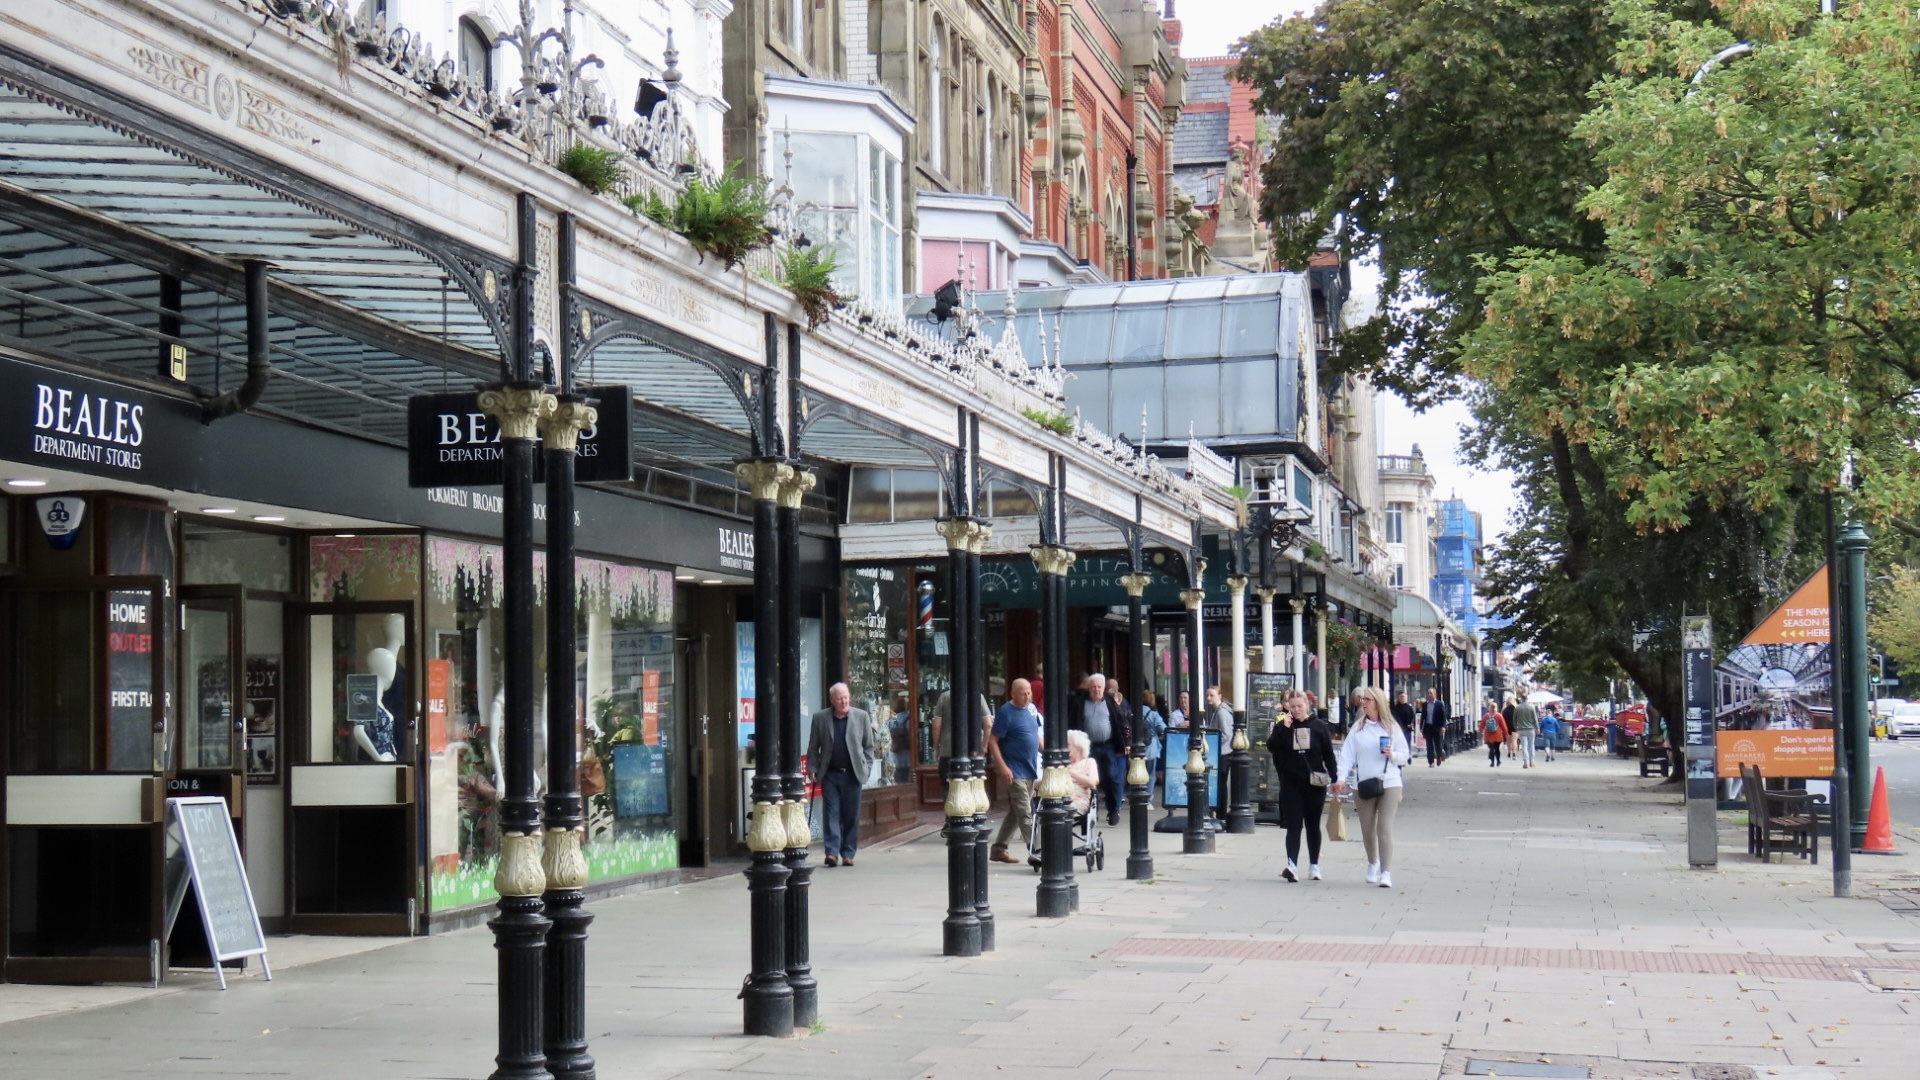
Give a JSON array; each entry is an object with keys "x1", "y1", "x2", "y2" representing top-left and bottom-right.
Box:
[{"x1": 283, "y1": 601, "x2": 419, "y2": 935}]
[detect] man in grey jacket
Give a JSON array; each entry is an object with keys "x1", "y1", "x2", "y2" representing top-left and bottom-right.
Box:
[{"x1": 809, "y1": 682, "x2": 876, "y2": 866}]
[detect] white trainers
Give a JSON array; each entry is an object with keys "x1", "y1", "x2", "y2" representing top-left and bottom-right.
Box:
[
  {"x1": 1379, "y1": 871, "x2": 1393, "y2": 889},
  {"x1": 1308, "y1": 864, "x2": 1322, "y2": 881},
  {"x1": 1365, "y1": 862, "x2": 1380, "y2": 884},
  {"x1": 1282, "y1": 861, "x2": 1298, "y2": 882}
]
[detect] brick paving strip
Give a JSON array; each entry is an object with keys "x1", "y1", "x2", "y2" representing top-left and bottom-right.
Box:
[{"x1": 1105, "y1": 936, "x2": 1920, "y2": 982}]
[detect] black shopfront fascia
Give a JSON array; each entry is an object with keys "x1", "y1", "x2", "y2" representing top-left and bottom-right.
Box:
[{"x1": 0, "y1": 354, "x2": 836, "y2": 580}]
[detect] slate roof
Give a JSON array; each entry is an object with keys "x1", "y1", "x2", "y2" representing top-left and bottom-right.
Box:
[
  {"x1": 1186, "y1": 64, "x2": 1232, "y2": 105},
  {"x1": 1171, "y1": 111, "x2": 1229, "y2": 166}
]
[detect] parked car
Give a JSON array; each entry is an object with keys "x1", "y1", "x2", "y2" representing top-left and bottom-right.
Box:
[{"x1": 1887, "y1": 702, "x2": 1920, "y2": 740}]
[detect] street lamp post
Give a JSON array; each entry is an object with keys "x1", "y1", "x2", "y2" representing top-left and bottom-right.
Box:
[{"x1": 1823, "y1": 492, "x2": 1853, "y2": 894}]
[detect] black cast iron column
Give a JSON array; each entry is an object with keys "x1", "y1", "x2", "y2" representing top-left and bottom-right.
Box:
[
  {"x1": 737, "y1": 457, "x2": 794, "y2": 1037},
  {"x1": 483, "y1": 190, "x2": 555, "y2": 1080},
  {"x1": 937, "y1": 517, "x2": 981, "y2": 957},
  {"x1": 1839, "y1": 519, "x2": 1872, "y2": 850},
  {"x1": 1121, "y1": 570, "x2": 1154, "y2": 879},
  {"x1": 777, "y1": 463, "x2": 817, "y2": 1025},
  {"x1": 1033, "y1": 543, "x2": 1077, "y2": 917},
  {"x1": 1181, "y1": 586, "x2": 1214, "y2": 855},
  {"x1": 1225, "y1": 574, "x2": 1255, "y2": 833},
  {"x1": 1823, "y1": 493, "x2": 1853, "y2": 894},
  {"x1": 539, "y1": 389, "x2": 597, "y2": 1079},
  {"x1": 966, "y1": 521, "x2": 996, "y2": 948}
]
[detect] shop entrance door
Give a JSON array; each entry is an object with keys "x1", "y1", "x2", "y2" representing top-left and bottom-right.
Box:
[
  {"x1": 166, "y1": 587, "x2": 248, "y2": 966},
  {"x1": 283, "y1": 602, "x2": 418, "y2": 935},
  {"x1": 1, "y1": 576, "x2": 167, "y2": 985}
]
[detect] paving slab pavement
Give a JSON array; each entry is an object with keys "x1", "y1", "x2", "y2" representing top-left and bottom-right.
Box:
[{"x1": 2, "y1": 752, "x2": 1918, "y2": 1079}]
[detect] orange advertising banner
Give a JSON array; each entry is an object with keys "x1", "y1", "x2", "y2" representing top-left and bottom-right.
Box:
[
  {"x1": 1715, "y1": 728, "x2": 1834, "y2": 778},
  {"x1": 426, "y1": 658, "x2": 451, "y2": 753},
  {"x1": 1741, "y1": 566, "x2": 1830, "y2": 645},
  {"x1": 641, "y1": 669, "x2": 661, "y2": 745}
]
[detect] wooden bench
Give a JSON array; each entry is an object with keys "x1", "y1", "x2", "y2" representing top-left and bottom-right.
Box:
[
  {"x1": 1739, "y1": 762, "x2": 1822, "y2": 864},
  {"x1": 1638, "y1": 737, "x2": 1671, "y2": 778}
]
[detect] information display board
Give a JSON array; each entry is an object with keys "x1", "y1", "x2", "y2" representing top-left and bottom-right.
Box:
[
  {"x1": 1160, "y1": 731, "x2": 1222, "y2": 809},
  {"x1": 163, "y1": 796, "x2": 271, "y2": 989}
]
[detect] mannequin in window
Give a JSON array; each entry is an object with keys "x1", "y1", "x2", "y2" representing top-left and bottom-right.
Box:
[
  {"x1": 489, "y1": 684, "x2": 549, "y2": 797},
  {"x1": 357, "y1": 614, "x2": 405, "y2": 762}
]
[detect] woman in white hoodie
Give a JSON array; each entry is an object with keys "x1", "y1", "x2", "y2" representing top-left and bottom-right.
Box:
[{"x1": 1332, "y1": 685, "x2": 1410, "y2": 888}]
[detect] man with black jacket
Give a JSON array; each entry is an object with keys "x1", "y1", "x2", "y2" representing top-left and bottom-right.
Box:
[
  {"x1": 1068, "y1": 673, "x2": 1132, "y2": 826},
  {"x1": 1391, "y1": 691, "x2": 1418, "y2": 745},
  {"x1": 1420, "y1": 688, "x2": 1450, "y2": 767}
]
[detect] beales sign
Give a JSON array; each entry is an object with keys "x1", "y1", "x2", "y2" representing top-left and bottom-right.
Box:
[
  {"x1": 406, "y1": 387, "x2": 631, "y2": 488},
  {"x1": 3, "y1": 364, "x2": 197, "y2": 481}
]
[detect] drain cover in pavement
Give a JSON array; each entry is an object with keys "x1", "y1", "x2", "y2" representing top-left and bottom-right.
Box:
[
  {"x1": 1863, "y1": 968, "x2": 1920, "y2": 990},
  {"x1": 1692, "y1": 1067, "x2": 1757, "y2": 1080},
  {"x1": 1464, "y1": 1061, "x2": 1588, "y2": 1078}
]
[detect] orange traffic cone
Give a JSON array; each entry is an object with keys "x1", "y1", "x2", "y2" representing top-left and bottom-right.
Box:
[{"x1": 1863, "y1": 766, "x2": 1897, "y2": 854}]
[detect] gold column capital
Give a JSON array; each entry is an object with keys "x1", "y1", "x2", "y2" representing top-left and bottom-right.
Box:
[
  {"x1": 746, "y1": 799, "x2": 788, "y2": 853},
  {"x1": 1030, "y1": 544, "x2": 1076, "y2": 577},
  {"x1": 1227, "y1": 574, "x2": 1249, "y2": 596},
  {"x1": 479, "y1": 386, "x2": 557, "y2": 442},
  {"x1": 1118, "y1": 572, "x2": 1153, "y2": 598},
  {"x1": 966, "y1": 524, "x2": 993, "y2": 555},
  {"x1": 1290, "y1": 598, "x2": 1308, "y2": 613},
  {"x1": 776, "y1": 469, "x2": 816, "y2": 510},
  {"x1": 1179, "y1": 588, "x2": 1206, "y2": 611},
  {"x1": 735, "y1": 459, "x2": 794, "y2": 503},
  {"x1": 494, "y1": 831, "x2": 547, "y2": 897},
  {"x1": 538, "y1": 397, "x2": 599, "y2": 453},
  {"x1": 936, "y1": 517, "x2": 982, "y2": 552},
  {"x1": 1255, "y1": 587, "x2": 1278, "y2": 604},
  {"x1": 540, "y1": 827, "x2": 589, "y2": 890}
]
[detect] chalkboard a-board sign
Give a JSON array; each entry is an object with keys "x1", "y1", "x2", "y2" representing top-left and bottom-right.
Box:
[
  {"x1": 1246, "y1": 672, "x2": 1294, "y2": 815},
  {"x1": 163, "y1": 796, "x2": 271, "y2": 989}
]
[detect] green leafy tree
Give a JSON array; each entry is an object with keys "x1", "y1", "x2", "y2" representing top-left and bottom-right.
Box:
[
  {"x1": 1236, "y1": 0, "x2": 1774, "y2": 737},
  {"x1": 1471, "y1": 0, "x2": 1920, "y2": 530},
  {"x1": 1235, "y1": 0, "x2": 1616, "y2": 403},
  {"x1": 1869, "y1": 565, "x2": 1920, "y2": 676}
]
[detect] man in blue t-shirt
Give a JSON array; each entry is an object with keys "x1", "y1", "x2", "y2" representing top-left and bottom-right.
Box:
[{"x1": 987, "y1": 677, "x2": 1044, "y2": 862}]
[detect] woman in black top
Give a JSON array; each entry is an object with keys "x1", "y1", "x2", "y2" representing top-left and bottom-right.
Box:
[{"x1": 1267, "y1": 687, "x2": 1338, "y2": 882}]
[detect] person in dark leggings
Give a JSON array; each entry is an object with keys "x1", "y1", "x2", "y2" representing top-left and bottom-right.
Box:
[
  {"x1": 1267, "y1": 687, "x2": 1338, "y2": 882},
  {"x1": 1482, "y1": 704, "x2": 1509, "y2": 767}
]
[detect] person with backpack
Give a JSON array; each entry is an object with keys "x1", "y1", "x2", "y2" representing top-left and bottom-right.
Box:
[{"x1": 1482, "y1": 702, "x2": 1510, "y2": 767}]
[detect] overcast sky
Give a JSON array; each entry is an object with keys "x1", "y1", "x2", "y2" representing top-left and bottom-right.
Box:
[{"x1": 1178, "y1": 1, "x2": 1523, "y2": 542}]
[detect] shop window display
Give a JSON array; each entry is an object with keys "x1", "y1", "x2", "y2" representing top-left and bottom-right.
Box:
[
  {"x1": 421, "y1": 538, "x2": 679, "y2": 912},
  {"x1": 845, "y1": 565, "x2": 949, "y2": 788}
]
